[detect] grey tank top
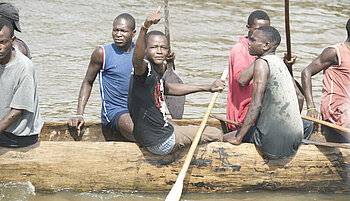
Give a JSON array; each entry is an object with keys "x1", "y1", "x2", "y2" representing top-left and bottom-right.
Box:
[{"x1": 254, "y1": 55, "x2": 303, "y2": 159}]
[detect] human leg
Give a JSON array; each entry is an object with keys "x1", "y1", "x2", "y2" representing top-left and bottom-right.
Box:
[
  {"x1": 117, "y1": 113, "x2": 135, "y2": 142},
  {"x1": 171, "y1": 125, "x2": 222, "y2": 153},
  {"x1": 302, "y1": 119, "x2": 313, "y2": 140},
  {"x1": 108, "y1": 111, "x2": 135, "y2": 142},
  {"x1": 324, "y1": 107, "x2": 350, "y2": 141}
]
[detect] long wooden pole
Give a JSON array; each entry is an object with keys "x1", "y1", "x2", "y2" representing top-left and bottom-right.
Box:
[
  {"x1": 165, "y1": 69, "x2": 228, "y2": 201},
  {"x1": 164, "y1": 0, "x2": 174, "y2": 70},
  {"x1": 209, "y1": 114, "x2": 350, "y2": 149},
  {"x1": 284, "y1": 0, "x2": 293, "y2": 75},
  {"x1": 300, "y1": 115, "x2": 350, "y2": 139}
]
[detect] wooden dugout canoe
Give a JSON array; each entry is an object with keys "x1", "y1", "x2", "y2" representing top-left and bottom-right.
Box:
[{"x1": 0, "y1": 119, "x2": 349, "y2": 193}]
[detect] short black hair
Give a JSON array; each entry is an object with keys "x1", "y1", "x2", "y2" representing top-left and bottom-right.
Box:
[
  {"x1": 145, "y1": 30, "x2": 167, "y2": 47},
  {"x1": 258, "y1": 25, "x2": 281, "y2": 47},
  {"x1": 0, "y1": 18, "x2": 13, "y2": 37},
  {"x1": 114, "y1": 13, "x2": 135, "y2": 30},
  {"x1": 346, "y1": 18, "x2": 350, "y2": 38},
  {"x1": 247, "y1": 10, "x2": 270, "y2": 26}
]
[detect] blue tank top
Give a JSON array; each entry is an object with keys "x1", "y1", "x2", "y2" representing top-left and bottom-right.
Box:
[{"x1": 98, "y1": 43, "x2": 134, "y2": 125}]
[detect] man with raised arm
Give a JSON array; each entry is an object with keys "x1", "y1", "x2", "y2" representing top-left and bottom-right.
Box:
[
  {"x1": 224, "y1": 26, "x2": 303, "y2": 159},
  {"x1": 0, "y1": 19, "x2": 42, "y2": 147},
  {"x1": 128, "y1": 7, "x2": 225, "y2": 155},
  {"x1": 68, "y1": 13, "x2": 136, "y2": 141},
  {"x1": 302, "y1": 18, "x2": 350, "y2": 139}
]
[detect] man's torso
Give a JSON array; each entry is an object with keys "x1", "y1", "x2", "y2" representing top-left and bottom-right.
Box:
[
  {"x1": 0, "y1": 49, "x2": 42, "y2": 136},
  {"x1": 254, "y1": 55, "x2": 303, "y2": 158},
  {"x1": 128, "y1": 61, "x2": 174, "y2": 147},
  {"x1": 98, "y1": 43, "x2": 134, "y2": 125},
  {"x1": 321, "y1": 43, "x2": 350, "y2": 126}
]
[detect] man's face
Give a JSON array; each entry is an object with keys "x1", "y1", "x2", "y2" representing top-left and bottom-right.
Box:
[
  {"x1": 112, "y1": 18, "x2": 135, "y2": 48},
  {"x1": 247, "y1": 18, "x2": 270, "y2": 39},
  {"x1": 0, "y1": 26, "x2": 14, "y2": 62},
  {"x1": 248, "y1": 30, "x2": 267, "y2": 56},
  {"x1": 145, "y1": 34, "x2": 169, "y2": 66}
]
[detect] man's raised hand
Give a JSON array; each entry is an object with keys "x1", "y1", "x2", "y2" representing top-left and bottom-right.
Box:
[{"x1": 144, "y1": 6, "x2": 162, "y2": 29}]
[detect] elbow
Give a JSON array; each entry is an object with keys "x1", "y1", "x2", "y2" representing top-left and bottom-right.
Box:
[
  {"x1": 238, "y1": 78, "x2": 247, "y2": 87},
  {"x1": 250, "y1": 102, "x2": 262, "y2": 112},
  {"x1": 301, "y1": 68, "x2": 311, "y2": 82}
]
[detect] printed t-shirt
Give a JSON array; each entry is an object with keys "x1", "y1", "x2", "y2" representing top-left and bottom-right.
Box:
[{"x1": 128, "y1": 61, "x2": 174, "y2": 147}]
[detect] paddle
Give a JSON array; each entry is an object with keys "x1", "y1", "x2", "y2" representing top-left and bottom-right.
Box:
[
  {"x1": 300, "y1": 115, "x2": 350, "y2": 139},
  {"x1": 209, "y1": 114, "x2": 350, "y2": 149},
  {"x1": 163, "y1": 0, "x2": 186, "y2": 119},
  {"x1": 284, "y1": 0, "x2": 304, "y2": 95},
  {"x1": 165, "y1": 69, "x2": 228, "y2": 201}
]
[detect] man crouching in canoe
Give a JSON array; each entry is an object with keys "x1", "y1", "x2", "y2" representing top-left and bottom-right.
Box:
[
  {"x1": 224, "y1": 26, "x2": 303, "y2": 159},
  {"x1": 128, "y1": 7, "x2": 225, "y2": 155}
]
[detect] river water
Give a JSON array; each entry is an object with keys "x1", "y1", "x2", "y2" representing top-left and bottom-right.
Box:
[{"x1": 2, "y1": 0, "x2": 350, "y2": 200}]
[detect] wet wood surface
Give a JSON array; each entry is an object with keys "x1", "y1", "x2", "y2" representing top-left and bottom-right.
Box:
[{"x1": 0, "y1": 141, "x2": 349, "y2": 193}]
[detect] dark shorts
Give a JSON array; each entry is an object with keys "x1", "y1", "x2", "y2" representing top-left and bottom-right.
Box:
[
  {"x1": 0, "y1": 131, "x2": 38, "y2": 148},
  {"x1": 237, "y1": 119, "x2": 314, "y2": 143},
  {"x1": 106, "y1": 110, "x2": 129, "y2": 131}
]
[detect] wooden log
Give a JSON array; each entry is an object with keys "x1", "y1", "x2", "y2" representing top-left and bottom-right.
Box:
[
  {"x1": 39, "y1": 120, "x2": 338, "y2": 144},
  {"x1": 0, "y1": 141, "x2": 349, "y2": 193},
  {"x1": 38, "y1": 120, "x2": 225, "y2": 142}
]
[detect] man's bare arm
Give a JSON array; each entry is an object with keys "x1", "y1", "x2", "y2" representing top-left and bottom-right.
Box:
[
  {"x1": 132, "y1": 7, "x2": 161, "y2": 76},
  {"x1": 301, "y1": 47, "x2": 338, "y2": 118},
  {"x1": 165, "y1": 79, "x2": 225, "y2": 96},
  {"x1": 68, "y1": 47, "x2": 103, "y2": 129},
  {"x1": 238, "y1": 61, "x2": 254, "y2": 86},
  {"x1": 0, "y1": 109, "x2": 22, "y2": 133},
  {"x1": 235, "y1": 59, "x2": 269, "y2": 143}
]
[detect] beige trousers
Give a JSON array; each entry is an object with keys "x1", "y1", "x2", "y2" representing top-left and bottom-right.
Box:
[{"x1": 170, "y1": 125, "x2": 223, "y2": 154}]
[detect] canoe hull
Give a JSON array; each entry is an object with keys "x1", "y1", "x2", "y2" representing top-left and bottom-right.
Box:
[{"x1": 0, "y1": 141, "x2": 349, "y2": 193}]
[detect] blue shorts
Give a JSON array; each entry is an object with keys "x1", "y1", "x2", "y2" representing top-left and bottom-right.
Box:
[
  {"x1": 0, "y1": 131, "x2": 38, "y2": 148},
  {"x1": 106, "y1": 110, "x2": 129, "y2": 131}
]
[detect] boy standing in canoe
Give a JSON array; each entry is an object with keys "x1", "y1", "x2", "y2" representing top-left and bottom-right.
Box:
[
  {"x1": 0, "y1": 19, "x2": 43, "y2": 147},
  {"x1": 68, "y1": 13, "x2": 136, "y2": 142},
  {"x1": 128, "y1": 7, "x2": 225, "y2": 155},
  {"x1": 302, "y1": 18, "x2": 350, "y2": 140},
  {"x1": 224, "y1": 26, "x2": 303, "y2": 159}
]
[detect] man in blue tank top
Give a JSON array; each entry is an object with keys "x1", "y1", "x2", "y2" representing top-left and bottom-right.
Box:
[{"x1": 68, "y1": 13, "x2": 136, "y2": 141}]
